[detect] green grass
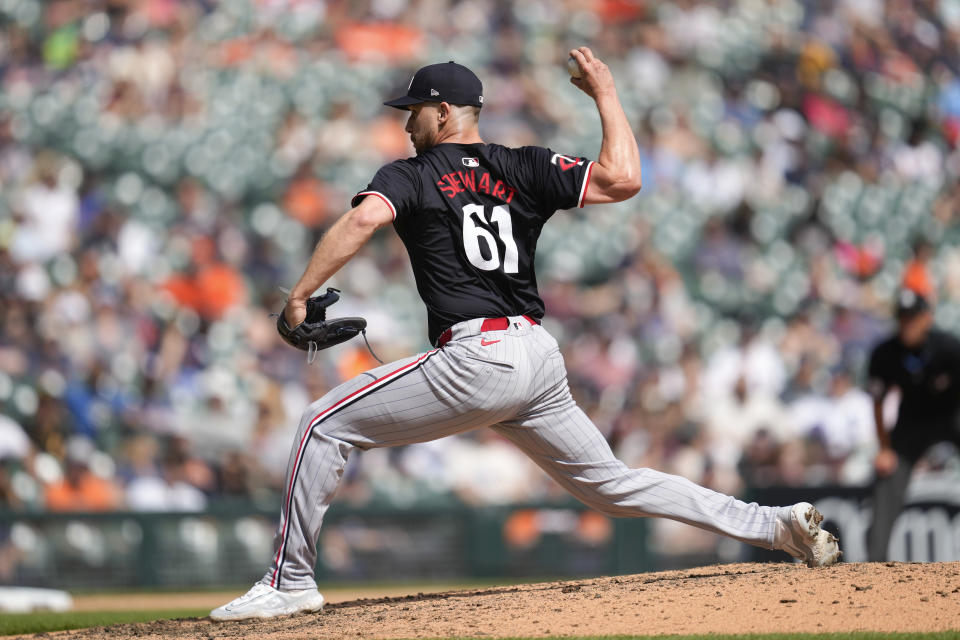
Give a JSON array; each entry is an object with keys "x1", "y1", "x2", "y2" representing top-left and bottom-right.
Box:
[
  {"x1": 1, "y1": 614, "x2": 957, "y2": 639},
  {"x1": 0, "y1": 608, "x2": 208, "y2": 636}
]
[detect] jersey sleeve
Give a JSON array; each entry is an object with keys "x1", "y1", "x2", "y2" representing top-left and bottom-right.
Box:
[
  {"x1": 519, "y1": 146, "x2": 594, "y2": 213},
  {"x1": 351, "y1": 160, "x2": 421, "y2": 221}
]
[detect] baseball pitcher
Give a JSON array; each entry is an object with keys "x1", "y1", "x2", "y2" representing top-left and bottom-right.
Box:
[{"x1": 212, "y1": 48, "x2": 840, "y2": 621}]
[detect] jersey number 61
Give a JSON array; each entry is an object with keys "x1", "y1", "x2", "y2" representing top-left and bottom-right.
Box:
[{"x1": 462, "y1": 204, "x2": 519, "y2": 274}]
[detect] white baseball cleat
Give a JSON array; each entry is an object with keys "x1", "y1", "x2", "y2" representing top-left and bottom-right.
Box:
[
  {"x1": 778, "y1": 502, "x2": 841, "y2": 568},
  {"x1": 210, "y1": 581, "x2": 325, "y2": 621}
]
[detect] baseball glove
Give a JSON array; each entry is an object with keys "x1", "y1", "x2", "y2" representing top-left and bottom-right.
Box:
[{"x1": 276, "y1": 288, "x2": 367, "y2": 357}]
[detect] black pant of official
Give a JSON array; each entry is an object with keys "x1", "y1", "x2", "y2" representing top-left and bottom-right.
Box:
[{"x1": 867, "y1": 452, "x2": 915, "y2": 562}]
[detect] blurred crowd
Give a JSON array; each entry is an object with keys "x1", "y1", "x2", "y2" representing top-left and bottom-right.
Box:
[{"x1": 2, "y1": 0, "x2": 960, "y2": 527}]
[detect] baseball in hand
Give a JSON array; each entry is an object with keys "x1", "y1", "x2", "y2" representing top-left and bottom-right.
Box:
[{"x1": 567, "y1": 55, "x2": 583, "y2": 78}]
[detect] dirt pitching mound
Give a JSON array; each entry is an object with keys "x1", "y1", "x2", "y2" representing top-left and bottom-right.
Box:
[{"x1": 24, "y1": 562, "x2": 960, "y2": 639}]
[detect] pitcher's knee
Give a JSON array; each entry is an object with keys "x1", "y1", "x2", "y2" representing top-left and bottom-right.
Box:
[
  {"x1": 313, "y1": 418, "x2": 355, "y2": 448},
  {"x1": 292, "y1": 404, "x2": 354, "y2": 451},
  {"x1": 566, "y1": 467, "x2": 651, "y2": 518}
]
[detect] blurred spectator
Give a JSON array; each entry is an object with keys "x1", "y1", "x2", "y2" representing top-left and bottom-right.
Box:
[
  {"x1": 165, "y1": 436, "x2": 216, "y2": 494},
  {"x1": 704, "y1": 375, "x2": 793, "y2": 491},
  {"x1": 0, "y1": 415, "x2": 32, "y2": 464},
  {"x1": 820, "y1": 368, "x2": 875, "y2": 462},
  {"x1": 161, "y1": 237, "x2": 247, "y2": 321},
  {"x1": 703, "y1": 324, "x2": 787, "y2": 401},
  {"x1": 443, "y1": 431, "x2": 544, "y2": 505},
  {"x1": 738, "y1": 429, "x2": 782, "y2": 488},
  {"x1": 283, "y1": 164, "x2": 332, "y2": 227},
  {"x1": 901, "y1": 238, "x2": 936, "y2": 300},
  {"x1": 115, "y1": 434, "x2": 161, "y2": 485},
  {"x1": 8, "y1": 154, "x2": 78, "y2": 265},
  {"x1": 0, "y1": 467, "x2": 21, "y2": 511},
  {"x1": 126, "y1": 443, "x2": 208, "y2": 512},
  {"x1": 218, "y1": 450, "x2": 253, "y2": 498},
  {"x1": 44, "y1": 438, "x2": 121, "y2": 512}
]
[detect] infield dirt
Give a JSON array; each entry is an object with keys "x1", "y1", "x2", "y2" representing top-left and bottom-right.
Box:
[{"x1": 15, "y1": 561, "x2": 960, "y2": 639}]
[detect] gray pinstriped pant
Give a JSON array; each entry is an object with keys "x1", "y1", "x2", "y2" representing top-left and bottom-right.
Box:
[{"x1": 264, "y1": 316, "x2": 780, "y2": 590}]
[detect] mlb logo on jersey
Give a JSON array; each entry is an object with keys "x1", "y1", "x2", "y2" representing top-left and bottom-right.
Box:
[
  {"x1": 551, "y1": 153, "x2": 584, "y2": 171},
  {"x1": 462, "y1": 157, "x2": 479, "y2": 167}
]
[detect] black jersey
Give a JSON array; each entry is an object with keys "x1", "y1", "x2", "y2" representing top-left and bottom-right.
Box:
[
  {"x1": 867, "y1": 328, "x2": 960, "y2": 458},
  {"x1": 352, "y1": 142, "x2": 593, "y2": 345}
]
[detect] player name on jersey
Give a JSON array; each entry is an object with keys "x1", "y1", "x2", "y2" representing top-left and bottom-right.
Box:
[{"x1": 437, "y1": 168, "x2": 517, "y2": 204}]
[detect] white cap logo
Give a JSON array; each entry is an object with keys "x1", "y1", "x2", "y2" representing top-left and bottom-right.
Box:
[
  {"x1": 408, "y1": 75, "x2": 415, "y2": 90},
  {"x1": 430, "y1": 89, "x2": 440, "y2": 96}
]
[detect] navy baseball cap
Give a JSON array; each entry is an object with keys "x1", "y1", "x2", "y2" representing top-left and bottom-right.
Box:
[
  {"x1": 895, "y1": 290, "x2": 930, "y2": 319},
  {"x1": 384, "y1": 61, "x2": 484, "y2": 110}
]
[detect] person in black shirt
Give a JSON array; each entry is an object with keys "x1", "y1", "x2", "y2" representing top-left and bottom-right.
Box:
[
  {"x1": 866, "y1": 290, "x2": 960, "y2": 560},
  {"x1": 212, "y1": 50, "x2": 840, "y2": 621}
]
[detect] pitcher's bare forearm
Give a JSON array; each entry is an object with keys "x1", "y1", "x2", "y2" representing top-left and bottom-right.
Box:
[
  {"x1": 873, "y1": 399, "x2": 891, "y2": 450},
  {"x1": 568, "y1": 46, "x2": 642, "y2": 204},
  {"x1": 285, "y1": 197, "x2": 393, "y2": 326},
  {"x1": 594, "y1": 91, "x2": 641, "y2": 193}
]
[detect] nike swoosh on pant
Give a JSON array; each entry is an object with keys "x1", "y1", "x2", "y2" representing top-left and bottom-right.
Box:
[{"x1": 480, "y1": 339, "x2": 501, "y2": 346}]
